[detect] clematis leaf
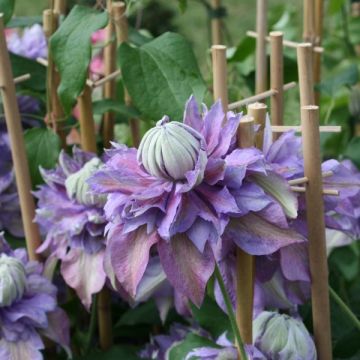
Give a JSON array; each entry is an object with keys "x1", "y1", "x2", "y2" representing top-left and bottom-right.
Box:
[
  {"x1": 0, "y1": 0, "x2": 15, "y2": 24},
  {"x1": 252, "y1": 172, "x2": 298, "y2": 219},
  {"x1": 50, "y1": 5, "x2": 108, "y2": 114}
]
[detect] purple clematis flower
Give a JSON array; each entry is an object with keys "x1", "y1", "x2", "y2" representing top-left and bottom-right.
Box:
[
  {"x1": 0, "y1": 233, "x2": 70, "y2": 360},
  {"x1": 89, "y1": 96, "x2": 305, "y2": 307},
  {"x1": 34, "y1": 148, "x2": 108, "y2": 309}
]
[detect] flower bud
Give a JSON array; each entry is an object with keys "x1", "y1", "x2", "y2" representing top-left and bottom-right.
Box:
[
  {"x1": 253, "y1": 311, "x2": 316, "y2": 360},
  {"x1": 138, "y1": 116, "x2": 207, "y2": 185},
  {"x1": 65, "y1": 157, "x2": 107, "y2": 206},
  {"x1": 0, "y1": 254, "x2": 27, "y2": 307}
]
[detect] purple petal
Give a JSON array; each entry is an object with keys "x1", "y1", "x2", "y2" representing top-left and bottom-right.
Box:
[
  {"x1": 158, "y1": 191, "x2": 182, "y2": 240},
  {"x1": 204, "y1": 158, "x2": 226, "y2": 185},
  {"x1": 280, "y1": 243, "x2": 310, "y2": 282},
  {"x1": 203, "y1": 100, "x2": 224, "y2": 155},
  {"x1": 183, "y1": 95, "x2": 203, "y2": 132},
  {"x1": 158, "y1": 234, "x2": 215, "y2": 307}
]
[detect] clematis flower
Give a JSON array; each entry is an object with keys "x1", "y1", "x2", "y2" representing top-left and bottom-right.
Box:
[
  {"x1": 34, "y1": 148, "x2": 108, "y2": 309},
  {"x1": 253, "y1": 311, "x2": 316, "y2": 360},
  {"x1": 0, "y1": 233, "x2": 70, "y2": 360},
  {"x1": 89, "y1": 96, "x2": 305, "y2": 307}
]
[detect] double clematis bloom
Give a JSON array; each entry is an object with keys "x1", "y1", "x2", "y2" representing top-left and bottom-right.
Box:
[
  {"x1": 89, "y1": 95, "x2": 305, "y2": 307},
  {"x1": 0, "y1": 234, "x2": 70, "y2": 360},
  {"x1": 34, "y1": 148, "x2": 107, "y2": 309}
]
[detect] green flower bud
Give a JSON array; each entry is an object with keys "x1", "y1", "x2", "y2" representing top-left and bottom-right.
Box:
[
  {"x1": 65, "y1": 158, "x2": 107, "y2": 206},
  {"x1": 0, "y1": 254, "x2": 27, "y2": 307},
  {"x1": 138, "y1": 116, "x2": 207, "y2": 185},
  {"x1": 253, "y1": 311, "x2": 316, "y2": 360}
]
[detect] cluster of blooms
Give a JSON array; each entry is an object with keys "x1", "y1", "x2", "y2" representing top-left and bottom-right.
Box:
[
  {"x1": 139, "y1": 311, "x2": 316, "y2": 360},
  {"x1": 0, "y1": 233, "x2": 70, "y2": 360}
]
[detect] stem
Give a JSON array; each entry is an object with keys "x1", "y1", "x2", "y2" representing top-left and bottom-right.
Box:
[
  {"x1": 214, "y1": 264, "x2": 248, "y2": 360},
  {"x1": 85, "y1": 295, "x2": 98, "y2": 354},
  {"x1": 329, "y1": 286, "x2": 360, "y2": 331}
]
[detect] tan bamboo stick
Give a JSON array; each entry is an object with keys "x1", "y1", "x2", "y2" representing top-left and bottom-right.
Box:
[
  {"x1": 54, "y1": 0, "x2": 67, "y2": 15},
  {"x1": 297, "y1": 43, "x2": 315, "y2": 107},
  {"x1": 236, "y1": 116, "x2": 256, "y2": 347},
  {"x1": 301, "y1": 105, "x2": 332, "y2": 360},
  {"x1": 255, "y1": 0, "x2": 268, "y2": 94},
  {"x1": 0, "y1": 16, "x2": 42, "y2": 261},
  {"x1": 247, "y1": 102, "x2": 267, "y2": 149},
  {"x1": 12, "y1": 73, "x2": 31, "y2": 84},
  {"x1": 291, "y1": 186, "x2": 339, "y2": 196},
  {"x1": 314, "y1": 0, "x2": 324, "y2": 104},
  {"x1": 270, "y1": 32, "x2": 284, "y2": 137},
  {"x1": 211, "y1": 0, "x2": 222, "y2": 45},
  {"x1": 211, "y1": 45, "x2": 228, "y2": 111},
  {"x1": 97, "y1": 288, "x2": 113, "y2": 350},
  {"x1": 246, "y1": 31, "x2": 324, "y2": 53},
  {"x1": 43, "y1": 9, "x2": 66, "y2": 149},
  {"x1": 93, "y1": 69, "x2": 121, "y2": 88},
  {"x1": 303, "y1": 0, "x2": 315, "y2": 43},
  {"x1": 113, "y1": 2, "x2": 141, "y2": 148},
  {"x1": 271, "y1": 125, "x2": 341, "y2": 133},
  {"x1": 102, "y1": 0, "x2": 117, "y2": 148},
  {"x1": 228, "y1": 82, "x2": 296, "y2": 110}
]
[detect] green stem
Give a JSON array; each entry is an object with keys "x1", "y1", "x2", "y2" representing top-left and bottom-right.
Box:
[
  {"x1": 329, "y1": 286, "x2": 360, "y2": 331},
  {"x1": 214, "y1": 264, "x2": 248, "y2": 360},
  {"x1": 85, "y1": 295, "x2": 98, "y2": 354}
]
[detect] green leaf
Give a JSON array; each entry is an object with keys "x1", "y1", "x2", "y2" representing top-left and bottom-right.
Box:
[
  {"x1": 228, "y1": 37, "x2": 255, "y2": 63},
  {"x1": 0, "y1": 0, "x2": 15, "y2": 25},
  {"x1": 344, "y1": 137, "x2": 360, "y2": 168},
  {"x1": 24, "y1": 128, "x2": 61, "y2": 187},
  {"x1": 318, "y1": 64, "x2": 359, "y2": 96},
  {"x1": 128, "y1": 27, "x2": 153, "y2": 46},
  {"x1": 328, "y1": 0, "x2": 346, "y2": 16},
  {"x1": 178, "y1": 0, "x2": 188, "y2": 13},
  {"x1": 92, "y1": 99, "x2": 140, "y2": 118},
  {"x1": 10, "y1": 53, "x2": 46, "y2": 94},
  {"x1": 119, "y1": 32, "x2": 206, "y2": 121},
  {"x1": 50, "y1": 5, "x2": 108, "y2": 114},
  {"x1": 330, "y1": 245, "x2": 359, "y2": 282},
  {"x1": 7, "y1": 16, "x2": 43, "y2": 28},
  {"x1": 190, "y1": 296, "x2": 231, "y2": 338},
  {"x1": 168, "y1": 333, "x2": 220, "y2": 360}
]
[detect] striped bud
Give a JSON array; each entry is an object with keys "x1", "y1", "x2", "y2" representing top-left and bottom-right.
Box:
[{"x1": 138, "y1": 116, "x2": 207, "y2": 185}]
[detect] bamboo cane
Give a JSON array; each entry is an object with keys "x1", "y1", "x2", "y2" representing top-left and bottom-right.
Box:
[
  {"x1": 270, "y1": 31, "x2": 284, "y2": 138},
  {"x1": 54, "y1": 0, "x2": 67, "y2": 15},
  {"x1": 248, "y1": 102, "x2": 267, "y2": 150},
  {"x1": 313, "y1": 0, "x2": 324, "y2": 104},
  {"x1": 255, "y1": 0, "x2": 268, "y2": 94},
  {"x1": 102, "y1": 0, "x2": 117, "y2": 148},
  {"x1": 0, "y1": 16, "x2": 42, "y2": 261},
  {"x1": 43, "y1": 9, "x2": 66, "y2": 149},
  {"x1": 297, "y1": 43, "x2": 315, "y2": 107},
  {"x1": 212, "y1": 44, "x2": 252, "y2": 357},
  {"x1": 211, "y1": 0, "x2": 222, "y2": 45},
  {"x1": 113, "y1": 2, "x2": 141, "y2": 147},
  {"x1": 303, "y1": 0, "x2": 315, "y2": 43},
  {"x1": 301, "y1": 105, "x2": 332, "y2": 360}
]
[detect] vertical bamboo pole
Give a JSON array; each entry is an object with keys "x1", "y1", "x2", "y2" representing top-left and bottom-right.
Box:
[
  {"x1": 113, "y1": 2, "x2": 141, "y2": 147},
  {"x1": 43, "y1": 9, "x2": 66, "y2": 149},
  {"x1": 301, "y1": 105, "x2": 332, "y2": 360},
  {"x1": 102, "y1": 0, "x2": 117, "y2": 148},
  {"x1": 211, "y1": 45, "x2": 228, "y2": 111},
  {"x1": 236, "y1": 116, "x2": 255, "y2": 346},
  {"x1": 212, "y1": 44, "x2": 252, "y2": 358},
  {"x1": 54, "y1": 0, "x2": 67, "y2": 15},
  {"x1": 248, "y1": 102, "x2": 267, "y2": 150},
  {"x1": 313, "y1": 0, "x2": 324, "y2": 104},
  {"x1": 255, "y1": 0, "x2": 268, "y2": 94},
  {"x1": 297, "y1": 43, "x2": 315, "y2": 107},
  {"x1": 303, "y1": 0, "x2": 315, "y2": 43},
  {"x1": 0, "y1": 16, "x2": 42, "y2": 261},
  {"x1": 270, "y1": 31, "x2": 284, "y2": 138},
  {"x1": 211, "y1": 0, "x2": 222, "y2": 45}
]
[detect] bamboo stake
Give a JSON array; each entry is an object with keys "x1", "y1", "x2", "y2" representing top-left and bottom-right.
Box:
[
  {"x1": 313, "y1": 0, "x2": 324, "y2": 104},
  {"x1": 211, "y1": 45, "x2": 228, "y2": 111},
  {"x1": 271, "y1": 125, "x2": 341, "y2": 133},
  {"x1": 211, "y1": 0, "x2": 222, "y2": 45},
  {"x1": 255, "y1": 0, "x2": 268, "y2": 94},
  {"x1": 12, "y1": 73, "x2": 31, "y2": 84},
  {"x1": 228, "y1": 82, "x2": 296, "y2": 110},
  {"x1": 97, "y1": 288, "x2": 113, "y2": 350},
  {"x1": 54, "y1": 0, "x2": 66, "y2": 15},
  {"x1": 0, "y1": 16, "x2": 42, "y2": 261},
  {"x1": 102, "y1": 0, "x2": 117, "y2": 148},
  {"x1": 297, "y1": 43, "x2": 315, "y2": 107},
  {"x1": 43, "y1": 9, "x2": 66, "y2": 149},
  {"x1": 247, "y1": 102, "x2": 267, "y2": 149},
  {"x1": 113, "y1": 2, "x2": 141, "y2": 147},
  {"x1": 291, "y1": 186, "x2": 339, "y2": 196},
  {"x1": 301, "y1": 105, "x2": 332, "y2": 360},
  {"x1": 246, "y1": 31, "x2": 324, "y2": 53},
  {"x1": 270, "y1": 31, "x2": 284, "y2": 137},
  {"x1": 303, "y1": 0, "x2": 315, "y2": 43}
]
